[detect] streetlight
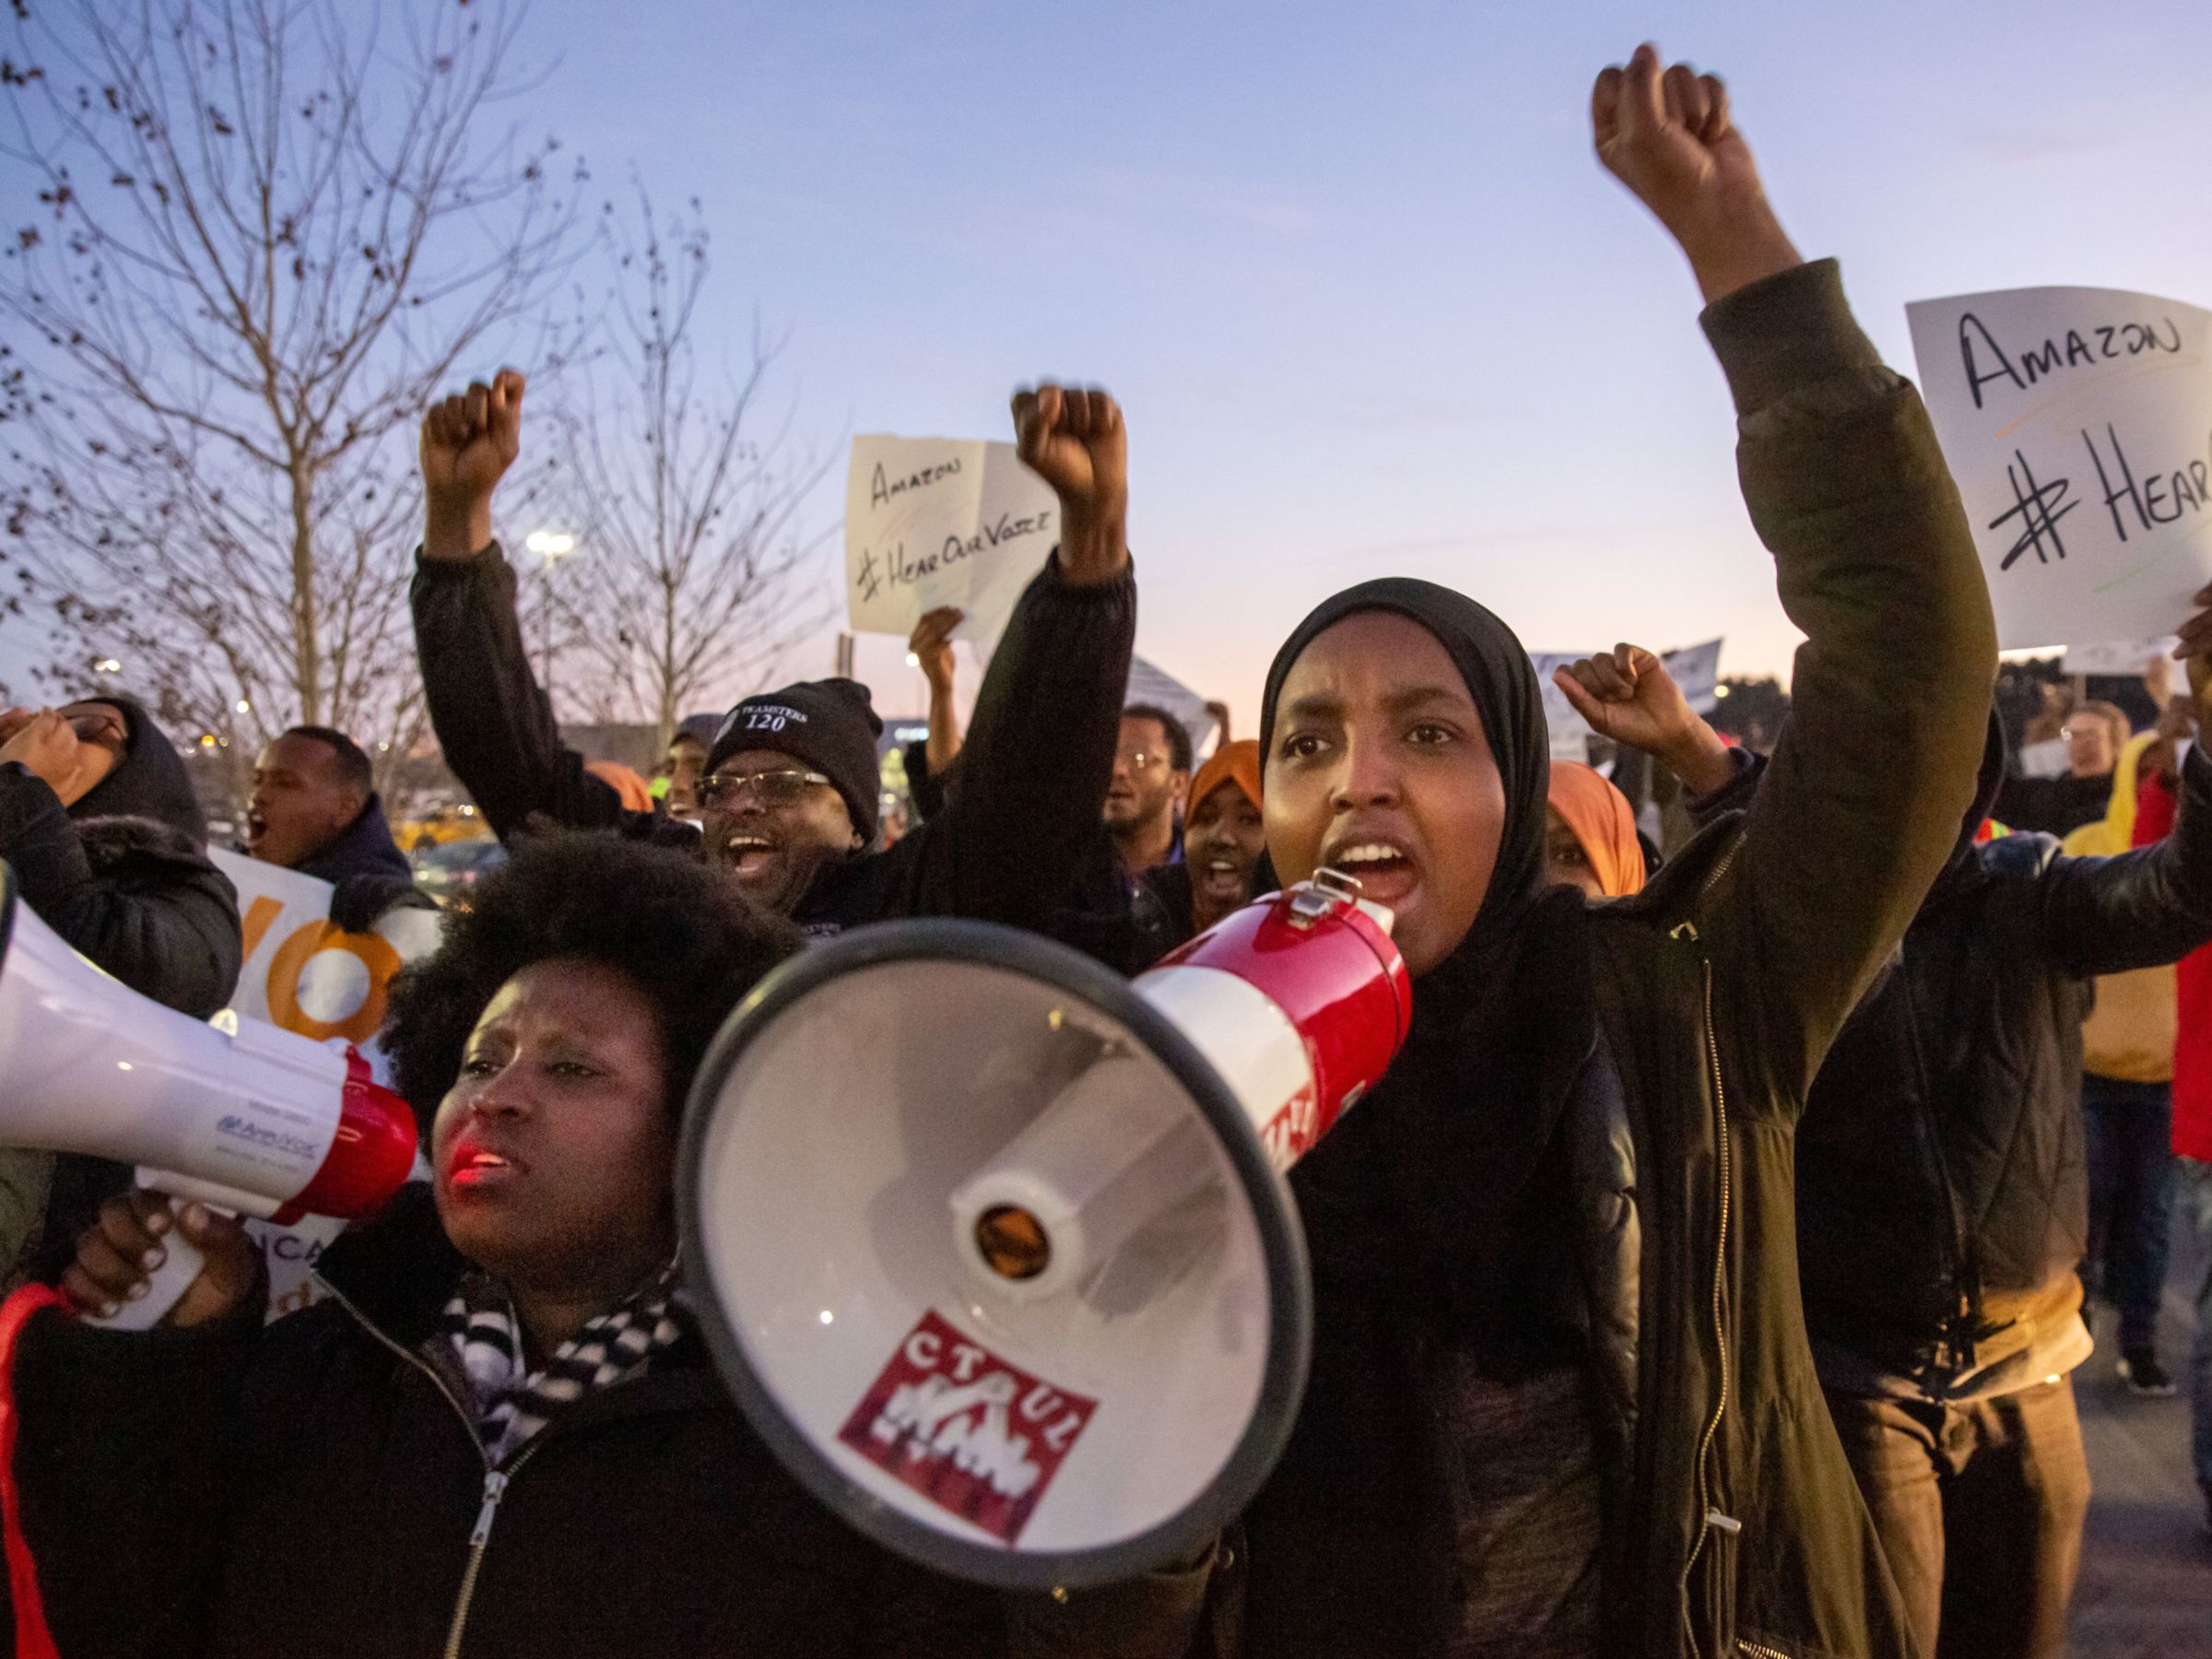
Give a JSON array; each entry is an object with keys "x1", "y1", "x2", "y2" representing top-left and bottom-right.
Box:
[
  {"x1": 524, "y1": 529, "x2": 580, "y2": 711},
  {"x1": 92, "y1": 658, "x2": 121, "y2": 676}
]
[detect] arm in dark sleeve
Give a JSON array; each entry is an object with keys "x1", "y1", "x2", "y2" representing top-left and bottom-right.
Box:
[
  {"x1": 893, "y1": 553, "x2": 1136, "y2": 927},
  {"x1": 1682, "y1": 746, "x2": 1763, "y2": 830},
  {"x1": 11, "y1": 1300, "x2": 260, "y2": 1656},
  {"x1": 2037, "y1": 741, "x2": 2212, "y2": 978},
  {"x1": 0, "y1": 768, "x2": 241, "y2": 1018},
  {"x1": 1698, "y1": 261, "x2": 2000, "y2": 1112},
  {"x1": 409, "y1": 545, "x2": 670, "y2": 845}
]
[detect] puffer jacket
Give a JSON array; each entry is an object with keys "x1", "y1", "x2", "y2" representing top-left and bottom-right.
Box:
[{"x1": 1696, "y1": 719, "x2": 2212, "y2": 1394}]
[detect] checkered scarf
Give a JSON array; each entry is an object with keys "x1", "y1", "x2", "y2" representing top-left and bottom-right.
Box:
[{"x1": 429, "y1": 1266, "x2": 687, "y2": 1466}]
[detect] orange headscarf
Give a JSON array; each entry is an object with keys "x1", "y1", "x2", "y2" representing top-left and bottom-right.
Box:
[
  {"x1": 586, "y1": 760, "x2": 658, "y2": 815},
  {"x1": 1188, "y1": 739, "x2": 1262, "y2": 818},
  {"x1": 1547, "y1": 760, "x2": 1646, "y2": 898}
]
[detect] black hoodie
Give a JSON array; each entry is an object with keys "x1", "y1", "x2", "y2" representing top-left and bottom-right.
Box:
[
  {"x1": 0, "y1": 696, "x2": 243, "y2": 1286},
  {"x1": 0, "y1": 696, "x2": 240, "y2": 1016}
]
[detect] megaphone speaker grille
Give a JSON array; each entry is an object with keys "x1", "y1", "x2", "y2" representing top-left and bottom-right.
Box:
[{"x1": 679, "y1": 920, "x2": 1312, "y2": 1591}]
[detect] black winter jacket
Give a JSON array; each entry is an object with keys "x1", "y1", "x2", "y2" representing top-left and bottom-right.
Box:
[
  {"x1": 282, "y1": 790, "x2": 431, "y2": 934},
  {"x1": 412, "y1": 548, "x2": 1135, "y2": 942},
  {"x1": 1699, "y1": 724, "x2": 2212, "y2": 1395},
  {"x1": 9, "y1": 1188, "x2": 1000, "y2": 1659},
  {"x1": 0, "y1": 776, "x2": 240, "y2": 1021}
]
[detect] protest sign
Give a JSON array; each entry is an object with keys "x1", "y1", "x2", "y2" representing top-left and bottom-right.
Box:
[
  {"x1": 2061, "y1": 635, "x2": 2178, "y2": 677},
  {"x1": 210, "y1": 849, "x2": 441, "y2": 1317},
  {"x1": 845, "y1": 435, "x2": 1059, "y2": 650},
  {"x1": 1906, "y1": 287, "x2": 2212, "y2": 651},
  {"x1": 1535, "y1": 640, "x2": 1724, "y2": 763}
]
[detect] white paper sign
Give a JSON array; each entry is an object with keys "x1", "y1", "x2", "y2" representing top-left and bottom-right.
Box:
[
  {"x1": 1906, "y1": 287, "x2": 2212, "y2": 650},
  {"x1": 2061, "y1": 635, "x2": 2178, "y2": 677},
  {"x1": 209, "y1": 850, "x2": 441, "y2": 1317},
  {"x1": 845, "y1": 435, "x2": 1060, "y2": 649},
  {"x1": 1534, "y1": 640, "x2": 1725, "y2": 763}
]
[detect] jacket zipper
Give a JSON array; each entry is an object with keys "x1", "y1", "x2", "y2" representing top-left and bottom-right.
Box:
[
  {"x1": 310, "y1": 1274, "x2": 532, "y2": 1659},
  {"x1": 443, "y1": 1445, "x2": 540, "y2": 1659},
  {"x1": 1739, "y1": 1643, "x2": 1791, "y2": 1659}
]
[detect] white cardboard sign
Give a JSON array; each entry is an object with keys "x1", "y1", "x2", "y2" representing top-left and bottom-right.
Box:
[
  {"x1": 1535, "y1": 640, "x2": 1724, "y2": 763},
  {"x1": 845, "y1": 436, "x2": 1060, "y2": 649},
  {"x1": 1906, "y1": 287, "x2": 2212, "y2": 651},
  {"x1": 209, "y1": 850, "x2": 441, "y2": 1317}
]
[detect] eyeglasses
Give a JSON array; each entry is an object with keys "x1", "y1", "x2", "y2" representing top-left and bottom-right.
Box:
[
  {"x1": 698, "y1": 767, "x2": 832, "y2": 807},
  {"x1": 1114, "y1": 749, "x2": 1169, "y2": 771}
]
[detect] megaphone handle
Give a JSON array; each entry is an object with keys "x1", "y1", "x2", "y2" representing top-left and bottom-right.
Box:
[{"x1": 84, "y1": 1227, "x2": 208, "y2": 1332}]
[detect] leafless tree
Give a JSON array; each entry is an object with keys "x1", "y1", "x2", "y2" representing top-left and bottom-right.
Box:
[
  {"x1": 547, "y1": 185, "x2": 831, "y2": 751},
  {"x1": 0, "y1": 0, "x2": 583, "y2": 806}
]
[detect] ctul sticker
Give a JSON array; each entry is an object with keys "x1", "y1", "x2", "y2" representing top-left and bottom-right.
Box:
[{"x1": 837, "y1": 1311, "x2": 1098, "y2": 1545}]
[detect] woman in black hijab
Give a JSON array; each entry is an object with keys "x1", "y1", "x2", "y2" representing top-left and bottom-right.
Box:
[
  {"x1": 0, "y1": 694, "x2": 242, "y2": 1284},
  {"x1": 1080, "y1": 46, "x2": 1998, "y2": 1659}
]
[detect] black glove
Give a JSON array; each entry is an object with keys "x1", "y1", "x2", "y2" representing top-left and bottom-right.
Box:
[{"x1": 328, "y1": 871, "x2": 430, "y2": 935}]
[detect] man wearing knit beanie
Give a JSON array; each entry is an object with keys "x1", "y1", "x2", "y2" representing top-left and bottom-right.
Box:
[
  {"x1": 413, "y1": 374, "x2": 1137, "y2": 944},
  {"x1": 699, "y1": 677, "x2": 883, "y2": 913}
]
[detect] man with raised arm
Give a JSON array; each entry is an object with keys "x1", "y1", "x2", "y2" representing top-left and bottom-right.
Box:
[{"x1": 411, "y1": 379, "x2": 1134, "y2": 942}]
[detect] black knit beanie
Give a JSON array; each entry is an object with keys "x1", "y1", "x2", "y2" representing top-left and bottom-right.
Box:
[{"x1": 705, "y1": 678, "x2": 884, "y2": 843}]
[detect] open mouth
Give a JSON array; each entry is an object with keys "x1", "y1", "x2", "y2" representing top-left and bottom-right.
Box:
[
  {"x1": 722, "y1": 832, "x2": 781, "y2": 879},
  {"x1": 241, "y1": 810, "x2": 268, "y2": 847},
  {"x1": 1197, "y1": 857, "x2": 1247, "y2": 899},
  {"x1": 1323, "y1": 840, "x2": 1418, "y2": 900}
]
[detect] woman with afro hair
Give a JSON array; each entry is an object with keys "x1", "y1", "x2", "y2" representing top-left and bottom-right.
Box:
[{"x1": 6, "y1": 831, "x2": 1010, "y2": 1658}]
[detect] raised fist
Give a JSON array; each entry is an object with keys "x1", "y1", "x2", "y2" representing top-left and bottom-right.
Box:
[
  {"x1": 419, "y1": 368, "x2": 525, "y2": 560},
  {"x1": 1592, "y1": 45, "x2": 1800, "y2": 302},
  {"x1": 1011, "y1": 383, "x2": 1128, "y2": 585},
  {"x1": 1554, "y1": 643, "x2": 1737, "y2": 795}
]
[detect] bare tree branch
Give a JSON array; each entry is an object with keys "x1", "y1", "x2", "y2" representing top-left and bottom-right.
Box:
[
  {"x1": 545, "y1": 183, "x2": 830, "y2": 747},
  {"x1": 0, "y1": 0, "x2": 586, "y2": 811}
]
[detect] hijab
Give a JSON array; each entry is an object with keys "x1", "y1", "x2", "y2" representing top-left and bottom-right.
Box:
[
  {"x1": 68, "y1": 696, "x2": 207, "y2": 845},
  {"x1": 1259, "y1": 577, "x2": 1554, "y2": 1036},
  {"x1": 1255, "y1": 579, "x2": 1591, "y2": 1331},
  {"x1": 1186, "y1": 738, "x2": 1262, "y2": 819},
  {"x1": 1245, "y1": 582, "x2": 1601, "y2": 1651},
  {"x1": 1547, "y1": 760, "x2": 1647, "y2": 898}
]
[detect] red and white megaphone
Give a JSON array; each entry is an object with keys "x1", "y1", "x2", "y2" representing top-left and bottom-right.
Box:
[
  {"x1": 0, "y1": 863, "x2": 418, "y2": 1325},
  {"x1": 679, "y1": 869, "x2": 1407, "y2": 1590}
]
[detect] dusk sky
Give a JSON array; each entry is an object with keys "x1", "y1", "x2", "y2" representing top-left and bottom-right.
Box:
[{"x1": 13, "y1": 0, "x2": 2212, "y2": 729}]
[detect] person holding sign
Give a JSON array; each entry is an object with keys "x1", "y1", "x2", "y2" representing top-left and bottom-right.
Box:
[
  {"x1": 412, "y1": 374, "x2": 1135, "y2": 949},
  {"x1": 1029, "y1": 44, "x2": 1998, "y2": 1659},
  {"x1": 241, "y1": 725, "x2": 428, "y2": 934}
]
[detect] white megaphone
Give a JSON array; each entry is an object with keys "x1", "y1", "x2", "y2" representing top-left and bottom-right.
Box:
[
  {"x1": 679, "y1": 869, "x2": 1408, "y2": 1590},
  {"x1": 0, "y1": 863, "x2": 418, "y2": 1326}
]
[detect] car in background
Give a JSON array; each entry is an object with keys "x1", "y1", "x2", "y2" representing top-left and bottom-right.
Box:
[
  {"x1": 411, "y1": 836, "x2": 506, "y2": 909},
  {"x1": 395, "y1": 802, "x2": 492, "y2": 852}
]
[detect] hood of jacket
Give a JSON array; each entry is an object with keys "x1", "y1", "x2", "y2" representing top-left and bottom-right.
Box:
[{"x1": 68, "y1": 696, "x2": 206, "y2": 846}]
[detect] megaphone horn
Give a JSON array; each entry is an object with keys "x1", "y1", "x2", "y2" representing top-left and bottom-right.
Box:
[
  {"x1": 679, "y1": 871, "x2": 1408, "y2": 1590},
  {"x1": 0, "y1": 863, "x2": 418, "y2": 1326}
]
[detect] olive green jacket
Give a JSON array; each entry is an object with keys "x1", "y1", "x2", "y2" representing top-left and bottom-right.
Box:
[{"x1": 1019, "y1": 259, "x2": 1998, "y2": 1659}]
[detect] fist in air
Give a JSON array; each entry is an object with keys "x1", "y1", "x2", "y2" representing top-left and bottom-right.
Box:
[
  {"x1": 1592, "y1": 45, "x2": 1800, "y2": 302},
  {"x1": 419, "y1": 368, "x2": 525, "y2": 560},
  {"x1": 1011, "y1": 384, "x2": 1128, "y2": 586}
]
